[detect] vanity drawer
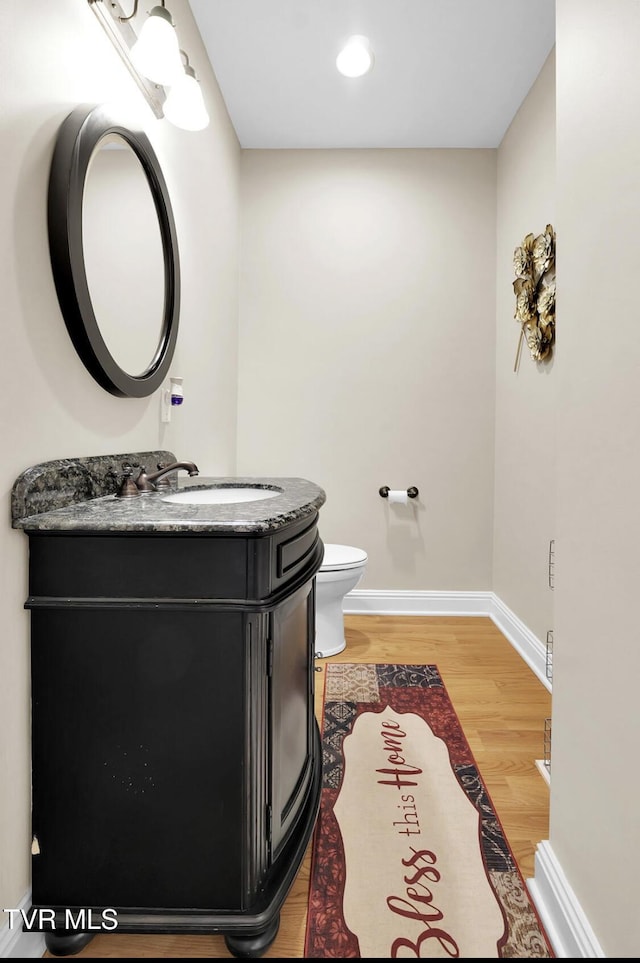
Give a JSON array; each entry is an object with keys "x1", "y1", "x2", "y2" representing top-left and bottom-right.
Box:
[
  {"x1": 246, "y1": 515, "x2": 322, "y2": 599},
  {"x1": 277, "y1": 521, "x2": 319, "y2": 578},
  {"x1": 27, "y1": 532, "x2": 250, "y2": 602}
]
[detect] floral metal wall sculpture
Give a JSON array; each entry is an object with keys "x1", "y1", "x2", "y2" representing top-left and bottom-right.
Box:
[{"x1": 513, "y1": 224, "x2": 556, "y2": 370}]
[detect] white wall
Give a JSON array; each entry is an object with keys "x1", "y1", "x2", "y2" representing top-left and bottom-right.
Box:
[
  {"x1": 552, "y1": 2, "x2": 640, "y2": 955},
  {"x1": 0, "y1": 0, "x2": 240, "y2": 924},
  {"x1": 494, "y1": 50, "x2": 556, "y2": 643},
  {"x1": 238, "y1": 149, "x2": 497, "y2": 591}
]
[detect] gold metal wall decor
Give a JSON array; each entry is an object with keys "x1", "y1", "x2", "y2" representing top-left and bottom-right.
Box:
[{"x1": 512, "y1": 224, "x2": 556, "y2": 370}]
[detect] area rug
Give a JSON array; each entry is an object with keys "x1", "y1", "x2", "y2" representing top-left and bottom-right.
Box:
[{"x1": 304, "y1": 663, "x2": 554, "y2": 958}]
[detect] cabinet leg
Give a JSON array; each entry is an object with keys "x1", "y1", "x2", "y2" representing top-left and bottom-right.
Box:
[
  {"x1": 223, "y1": 913, "x2": 280, "y2": 958},
  {"x1": 44, "y1": 931, "x2": 95, "y2": 956}
]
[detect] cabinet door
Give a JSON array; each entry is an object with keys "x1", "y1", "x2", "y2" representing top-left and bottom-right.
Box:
[
  {"x1": 31, "y1": 607, "x2": 247, "y2": 911},
  {"x1": 269, "y1": 580, "x2": 315, "y2": 858}
]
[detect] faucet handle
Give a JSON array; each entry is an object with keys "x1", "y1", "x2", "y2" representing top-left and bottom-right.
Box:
[{"x1": 115, "y1": 466, "x2": 141, "y2": 499}]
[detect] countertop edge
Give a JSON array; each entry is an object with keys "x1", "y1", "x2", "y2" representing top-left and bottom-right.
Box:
[{"x1": 12, "y1": 477, "x2": 327, "y2": 534}]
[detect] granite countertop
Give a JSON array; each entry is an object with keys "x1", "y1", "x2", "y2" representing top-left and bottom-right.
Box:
[{"x1": 13, "y1": 476, "x2": 326, "y2": 534}]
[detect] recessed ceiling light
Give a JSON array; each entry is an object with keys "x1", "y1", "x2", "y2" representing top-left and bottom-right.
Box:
[{"x1": 336, "y1": 35, "x2": 374, "y2": 79}]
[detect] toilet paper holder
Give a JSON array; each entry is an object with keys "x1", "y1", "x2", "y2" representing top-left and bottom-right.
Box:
[{"x1": 379, "y1": 486, "x2": 419, "y2": 499}]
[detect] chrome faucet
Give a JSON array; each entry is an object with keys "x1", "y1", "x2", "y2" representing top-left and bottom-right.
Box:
[{"x1": 136, "y1": 461, "x2": 199, "y2": 493}]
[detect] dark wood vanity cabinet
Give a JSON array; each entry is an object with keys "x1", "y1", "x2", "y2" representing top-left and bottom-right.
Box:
[{"x1": 26, "y1": 512, "x2": 323, "y2": 958}]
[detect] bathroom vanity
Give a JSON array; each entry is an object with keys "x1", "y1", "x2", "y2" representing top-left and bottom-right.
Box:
[{"x1": 11, "y1": 452, "x2": 325, "y2": 958}]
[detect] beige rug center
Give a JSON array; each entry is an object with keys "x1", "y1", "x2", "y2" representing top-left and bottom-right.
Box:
[{"x1": 333, "y1": 706, "x2": 505, "y2": 959}]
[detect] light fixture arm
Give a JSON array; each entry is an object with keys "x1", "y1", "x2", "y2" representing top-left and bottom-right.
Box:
[
  {"x1": 117, "y1": 0, "x2": 139, "y2": 22},
  {"x1": 178, "y1": 49, "x2": 197, "y2": 80},
  {"x1": 118, "y1": 0, "x2": 168, "y2": 22}
]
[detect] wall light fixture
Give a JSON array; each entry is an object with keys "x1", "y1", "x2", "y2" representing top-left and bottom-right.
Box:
[
  {"x1": 88, "y1": 0, "x2": 210, "y2": 130},
  {"x1": 128, "y1": 4, "x2": 184, "y2": 87},
  {"x1": 163, "y1": 52, "x2": 210, "y2": 131}
]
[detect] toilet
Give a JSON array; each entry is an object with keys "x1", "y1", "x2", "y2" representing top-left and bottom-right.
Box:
[{"x1": 315, "y1": 543, "x2": 368, "y2": 658}]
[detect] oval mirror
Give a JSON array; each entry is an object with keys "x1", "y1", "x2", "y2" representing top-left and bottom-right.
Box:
[{"x1": 48, "y1": 103, "x2": 180, "y2": 397}]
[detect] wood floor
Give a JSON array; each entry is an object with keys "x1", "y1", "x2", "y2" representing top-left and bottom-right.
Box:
[{"x1": 46, "y1": 614, "x2": 551, "y2": 959}]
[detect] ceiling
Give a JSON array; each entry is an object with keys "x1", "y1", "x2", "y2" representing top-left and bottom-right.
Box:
[{"x1": 188, "y1": 0, "x2": 555, "y2": 150}]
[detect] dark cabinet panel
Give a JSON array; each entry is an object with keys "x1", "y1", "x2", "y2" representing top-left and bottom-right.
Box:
[
  {"x1": 28, "y1": 533, "x2": 250, "y2": 601},
  {"x1": 269, "y1": 582, "x2": 315, "y2": 857},
  {"x1": 274, "y1": 519, "x2": 320, "y2": 582},
  {"x1": 32, "y1": 608, "x2": 248, "y2": 910}
]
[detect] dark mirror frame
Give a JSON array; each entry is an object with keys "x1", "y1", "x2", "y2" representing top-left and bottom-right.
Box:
[{"x1": 47, "y1": 103, "x2": 180, "y2": 398}]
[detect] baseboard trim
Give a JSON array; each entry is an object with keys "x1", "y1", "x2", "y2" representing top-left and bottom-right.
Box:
[
  {"x1": 0, "y1": 891, "x2": 45, "y2": 959},
  {"x1": 527, "y1": 841, "x2": 605, "y2": 958},
  {"x1": 535, "y1": 758, "x2": 551, "y2": 787},
  {"x1": 487, "y1": 593, "x2": 551, "y2": 692},
  {"x1": 344, "y1": 589, "x2": 551, "y2": 691},
  {"x1": 344, "y1": 588, "x2": 494, "y2": 617}
]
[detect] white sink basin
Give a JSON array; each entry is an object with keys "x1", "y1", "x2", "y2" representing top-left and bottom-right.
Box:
[{"x1": 162, "y1": 487, "x2": 281, "y2": 506}]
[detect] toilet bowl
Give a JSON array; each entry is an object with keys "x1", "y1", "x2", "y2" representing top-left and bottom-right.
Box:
[{"x1": 315, "y1": 544, "x2": 368, "y2": 658}]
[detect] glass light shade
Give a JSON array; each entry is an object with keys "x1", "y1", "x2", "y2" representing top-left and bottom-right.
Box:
[
  {"x1": 130, "y1": 6, "x2": 184, "y2": 86},
  {"x1": 163, "y1": 68, "x2": 210, "y2": 131},
  {"x1": 336, "y1": 35, "x2": 374, "y2": 78}
]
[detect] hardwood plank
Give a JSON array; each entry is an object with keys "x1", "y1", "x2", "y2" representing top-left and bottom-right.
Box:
[{"x1": 45, "y1": 614, "x2": 550, "y2": 958}]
